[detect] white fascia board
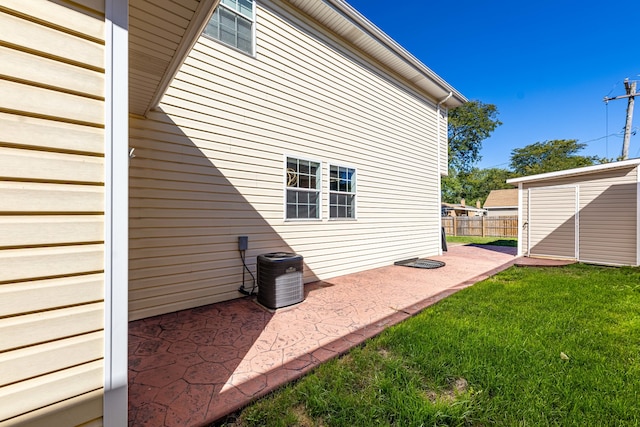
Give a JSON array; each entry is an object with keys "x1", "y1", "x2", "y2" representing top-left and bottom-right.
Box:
[
  {"x1": 507, "y1": 159, "x2": 640, "y2": 185},
  {"x1": 516, "y1": 183, "x2": 523, "y2": 256},
  {"x1": 317, "y1": 0, "x2": 467, "y2": 108}
]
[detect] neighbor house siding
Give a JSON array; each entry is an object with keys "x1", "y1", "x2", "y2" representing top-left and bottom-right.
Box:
[
  {"x1": 0, "y1": 1, "x2": 106, "y2": 425},
  {"x1": 486, "y1": 208, "x2": 517, "y2": 217},
  {"x1": 520, "y1": 167, "x2": 638, "y2": 265},
  {"x1": 128, "y1": 0, "x2": 443, "y2": 320}
]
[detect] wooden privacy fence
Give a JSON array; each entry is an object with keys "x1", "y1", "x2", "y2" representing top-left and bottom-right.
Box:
[{"x1": 442, "y1": 216, "x2": 518, "y2": 238}]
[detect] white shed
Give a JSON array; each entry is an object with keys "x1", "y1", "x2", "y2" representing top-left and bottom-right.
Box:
[{"x1": 507, "y1": 159, "x2": 640, "y2": 266}]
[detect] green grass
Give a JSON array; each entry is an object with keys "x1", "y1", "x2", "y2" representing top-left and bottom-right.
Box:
[
  {"x1": 221, "y1": 264, "x2": 640, "y2": 427},
  {"x1": 446, "y1": 235, "x2": 517, "y2": 247}
]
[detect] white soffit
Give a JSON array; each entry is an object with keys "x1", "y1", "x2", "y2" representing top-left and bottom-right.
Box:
[
  {"x1": 128, "y1": 0, "x2": 220, "y2": 116},
  {"x1": 285, "y1": 0, "x2": 466, "y2": 108}
]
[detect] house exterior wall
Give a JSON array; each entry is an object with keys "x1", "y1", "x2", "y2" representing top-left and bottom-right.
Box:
[
  {"x1": 519, "y1": 166, "x2": 638, "y2": 266},
  {"x1": 486, "y1": 207, "x2": 517, "y2": 217},
  {"x1": 0, "y1": 1, "x2": 106, "y2": 425},
  {"x1": 129, "y1": 0, "x2": 444, "y2": 320}
]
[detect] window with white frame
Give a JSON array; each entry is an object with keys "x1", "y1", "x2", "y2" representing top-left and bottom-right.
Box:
[
  {"x1": 329, "y1": 165, "x2": 356, "y2": 219},
  {"x1": 286, "y1": 157, "x2": 321, "y2": 220},
  {"x1": 204, "y1": 0, "x2": 255, "y2": 55}
]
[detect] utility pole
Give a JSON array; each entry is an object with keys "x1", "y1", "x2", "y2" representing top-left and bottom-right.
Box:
[{"x1": 604, "y1": 78, "x2": 637, "y2": 160}]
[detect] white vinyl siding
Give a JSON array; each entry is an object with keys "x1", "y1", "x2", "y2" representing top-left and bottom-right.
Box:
[
  {"x1": 128, "y1": 0, "x2": 442, "y2": 320},
  {"x1": 528, "y1": 186, "x2": 577, "y2": 259},
  {"x1": 577, "y1": 168, "x2": 637, "y2": 265},
  {"x1": 0, "y1": 1, "x2": 106, "y2": 425}
]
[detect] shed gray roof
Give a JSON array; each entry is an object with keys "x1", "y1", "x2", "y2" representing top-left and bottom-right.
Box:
[{"x1": 507, "y1": 159, "x2": 640, "y2": 185}]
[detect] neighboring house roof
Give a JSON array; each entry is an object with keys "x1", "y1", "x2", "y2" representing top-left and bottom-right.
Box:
[
  {"x1": 128, "y1": 0, "x2": 466, "y2": 117},
  {"x1": 483, "y1": 189, "x2": 518, "y2": 209},
  {"x1": 507, "y1": 158, "x2": 640, "y2": 185}
]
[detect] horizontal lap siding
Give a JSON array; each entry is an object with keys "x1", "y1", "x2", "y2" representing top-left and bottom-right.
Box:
[
  {"x1": 522, "y1": 167, "x2": 638, "y2": 265},
  {"x1": 577, "y1": 168, "x2": 637, "y2": 265},
  {"x1": 129, "y1": 0, "x2": 442, "y2": 319},
  {"x1": 528, "y1": 186, "x2": 576, "y2": 259},
  {"x1": 0, "y1": 1, "x2": 105, "y2": 425}
]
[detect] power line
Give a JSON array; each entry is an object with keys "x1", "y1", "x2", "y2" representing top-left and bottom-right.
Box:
[
  {"x1": 581, "y1": 131, "x2": 627, "y2": 145},
  {"x1": 603, "y1": 78, "x2": 637, "y2": 159}
]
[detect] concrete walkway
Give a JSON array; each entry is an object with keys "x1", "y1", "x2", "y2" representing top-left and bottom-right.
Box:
[{"x1": 128, "y1": 244, "x2": 519, "y2": 426}]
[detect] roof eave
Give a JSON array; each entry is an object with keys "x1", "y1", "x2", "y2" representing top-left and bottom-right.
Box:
[
  {"x1": 288, "y1": 0, "x2": 466, "y2": 108},
  {"x1": 145, "y1": 0, "x2": 220, "y2": 116},
  {"x1": 507, "y1": 158, "x2": 640, "y2": 185},
  {"x1": 139, "y1": 0, "x2": 467, "y2": 115}
]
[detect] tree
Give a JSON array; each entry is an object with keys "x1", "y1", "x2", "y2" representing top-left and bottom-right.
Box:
[
  {"x1": 471, "y1": 168, "x2": 516, "y2": 202},
  {"x1": 510, "y1": 139, "x2": 603, "y2": 176},
  {"x1": 448, "y1": 100, "x2": 502, "y2": 174},
  {"x1": 442, "y1": 167, "x2": 514, "y2": 205}
]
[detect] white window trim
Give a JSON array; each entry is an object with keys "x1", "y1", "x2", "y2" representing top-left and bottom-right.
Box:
[
  {"x1": 328, "y1": 162, "x2": 357, "y2": 221},
  {"x1": 284, "y1": 154, "x2": 323, "y2": 221},
  {"x1": 203, "y1": 0, "x2": 257, "y2": 57}
]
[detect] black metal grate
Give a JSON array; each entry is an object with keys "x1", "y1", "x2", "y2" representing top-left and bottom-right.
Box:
[{"x1": 394, "y1": 258, "x2": 446, "y2": 269}]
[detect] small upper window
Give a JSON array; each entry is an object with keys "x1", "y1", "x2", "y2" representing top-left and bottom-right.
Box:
[
  {"x1": 330, "y1": 165, "x2": 356, "y2": 219},
  {"x1": 286, "y1": 157, "x2": 321, "y2": 220},
  {"x1": 204, "y1": 0, "x2": 255, "y2": 55}
]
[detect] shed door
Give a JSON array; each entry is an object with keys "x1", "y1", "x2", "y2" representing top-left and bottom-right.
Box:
[{"x1": 528, "y1": 186, "x2": 578, "y2": 259}]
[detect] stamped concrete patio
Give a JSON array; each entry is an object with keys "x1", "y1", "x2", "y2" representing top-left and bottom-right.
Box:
[{"x1": 128, "y1": 244, "x2": 522, "y2": 426}]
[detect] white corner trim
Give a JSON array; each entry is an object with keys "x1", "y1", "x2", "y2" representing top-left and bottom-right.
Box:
[
  {"x1": 637, "y1": 167, "x2": 640, "y2": 266},
  {"x1": 104, "y1": 0, "x2": 129, "y2": 425},
  {"x1": 526, "y1": 187, "x2": 531, "y2": 257},
  {"x1": 575, "y1": 185, "x2": 580, "y2": 261},
  {"x1": 517, "y1": 183, "x2": 523, "y2": 257}
]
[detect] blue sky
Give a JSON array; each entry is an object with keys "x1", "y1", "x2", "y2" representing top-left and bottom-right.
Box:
[{"x1": 347, "y1": 0, "x2": 640, "y2": 169}]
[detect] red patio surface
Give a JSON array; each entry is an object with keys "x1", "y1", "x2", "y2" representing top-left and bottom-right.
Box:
[{"x1": 128, "y1": 244, "x2": 520, "y2": 426}]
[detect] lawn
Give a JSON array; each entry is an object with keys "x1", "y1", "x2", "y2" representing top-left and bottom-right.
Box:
[
  {"x1": 446, "y1": 235, "x2": 517, "y2": 247},
  {"x1": 221, "y1": 264, "x2": 640, "y2": 426}
]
